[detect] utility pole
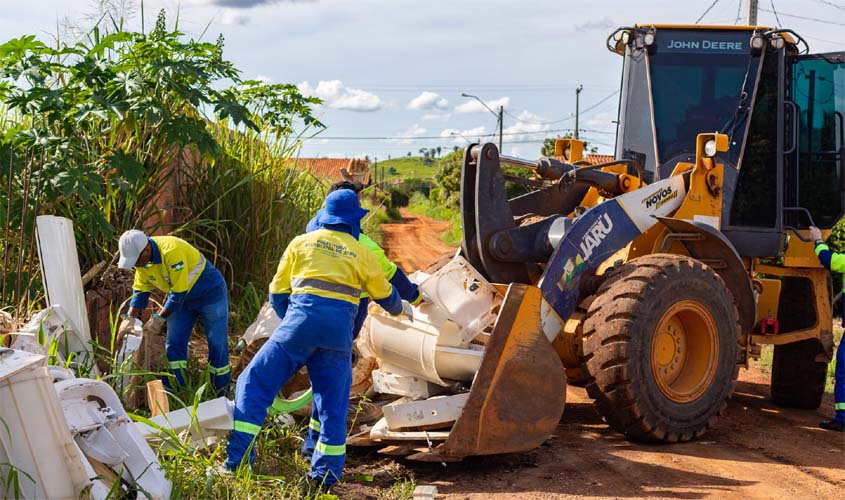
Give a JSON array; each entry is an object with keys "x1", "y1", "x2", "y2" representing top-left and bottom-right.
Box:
[
  {"x1": 747, "y1": 0, "x2": 758, "y2": 25},
  {"x1": 574, "y1": 85, "x2": 583, "y2": 139},
  {"x1": 498, "y1": 105, "x2": 504, "y2": 152}
]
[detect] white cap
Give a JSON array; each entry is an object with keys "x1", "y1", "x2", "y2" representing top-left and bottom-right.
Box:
[{"x1": 117, "y1": 230, "x2": 149, "y2": 269}]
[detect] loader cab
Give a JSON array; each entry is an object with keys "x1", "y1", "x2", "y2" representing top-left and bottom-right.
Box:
[{"x1": 612, "y1": 25, "x2": 845, "y2": 257}]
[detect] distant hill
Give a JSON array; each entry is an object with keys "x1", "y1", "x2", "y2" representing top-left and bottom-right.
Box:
[{"x1": 372, "y1": 156, "x2": 439, "y2": 181}]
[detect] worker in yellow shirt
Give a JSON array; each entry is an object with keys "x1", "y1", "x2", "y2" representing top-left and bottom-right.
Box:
[
  {"x1": 118, "y1": 231, "x2": 230, "y2": 395},
  {"x1": 224, "y1": 189, "x2": 412, "y2": 487}
]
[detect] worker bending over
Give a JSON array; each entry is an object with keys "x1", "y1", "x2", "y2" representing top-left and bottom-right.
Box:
[
  {"x1": 225, "y1": 190, "x2": 412, "y2": 486},
  {"x1": 300, "y1": 180, "x2": 423, "y2": 460},
  {"x1": 810, "y1": 226, "x2": 844, "y2": 432},
  {"x1": 118, "y1": 231, "x2": 230, "y2": 395}
]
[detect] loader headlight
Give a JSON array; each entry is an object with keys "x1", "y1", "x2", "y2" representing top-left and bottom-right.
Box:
[
  {"x1": 643, "y1": 31, "x2": 655, "y2": 47},
  {"x1": 704, "y1": 139, "x2": 718, "y2": 158},
  {"x1": 621, "y1": 31, "x2": 631, "y2": 44},
  {"x1": 750, "y1": 34, "x2": 766, "y2": 51},
  {"x1": 770, "y1": 36, "x2": 785, "y2": 50}
]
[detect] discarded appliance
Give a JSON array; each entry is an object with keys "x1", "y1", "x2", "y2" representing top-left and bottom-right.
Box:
[
  {"x1": 0, "y1": 347, "x2": 170, "y2": 499},
  {"x1": 56, "y1": 378, "x2": 171, "y2": 499},
  {"x1": 361, "y1": 256, "x2": 506, "y2": 450},
  {"x1": 35, "y1": 215, "x2": 95, "y2": 364},
  {"x1": 365, "y1": 256, "x2": 498, "y2": 390}
]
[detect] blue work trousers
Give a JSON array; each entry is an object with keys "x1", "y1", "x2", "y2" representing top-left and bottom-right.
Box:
[
  {"x1": 835, "y1": 338, "x2": 844, "y2": 422},
  {"x1": 165, "y1": 268, "x2": 230, "y2": 395},
  {"x1": 226, "y1": 338, "x2": 352, "y2": 485}
]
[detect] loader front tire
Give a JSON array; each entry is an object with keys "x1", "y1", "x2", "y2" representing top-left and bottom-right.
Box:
[
  {"x1": 770, "y1": 339, "x2": 827, "y2": 409},
  {"x1": 582, "y1": 254, "x2": 741, "y2": 442}
]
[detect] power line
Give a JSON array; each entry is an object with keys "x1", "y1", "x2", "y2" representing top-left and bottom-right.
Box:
[
  {"x1": 696, "y1": 0, "x2": 722, "y2": 24},
  {"x1": 758, "y1": 7, "x2": 845, "y2": 26},
  {"x1": 812, "y1": 0, "x2": 845, "y2": 12},
  {"x1": 769, "y1": 0, "x2": 783, "y2": 28},
  {"x1": 316, "y1": 126, "x2": 615, "y2": 141},
  {"x1": 735, "y1": 0, "x2": 744, "y2": 24},
  {"x1": 504, "y1": 90, "x2": 620, "y2": 125}
]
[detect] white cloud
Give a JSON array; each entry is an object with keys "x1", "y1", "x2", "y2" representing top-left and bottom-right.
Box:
[
  {"x1": 388, "y1": 123, "x2": 427, "y2": 145},
  {"x1": 585, "y1": 111, "x2": 616, "y2": 129},
  {"x1": 297, "y1": 80, "x2": 383, "y2": 112},
  {"x1": 407, "y1": 91, "x2": 449, "y2": 111},
  {"x1": 219, "y1": 8, "x2": 250, "y2": 25},
  {"x1": 421, "y1": 113, "x2": 451, "y2": 122},
  {"x1": 574, "y1": 17, "x2": 615, "y2": 32},
  {"x1": 454, "y1": 96, "x2": 510, "y2": 114},
  {"x1": 440, "y1": 126, "x2": 488, "y2": 143},
  {"x1": 502, "y1": 110, "x2": 550, "y2": 140},
  {"x1": 188, "y1": 0, "x2": 315, "y2": 7},
  {"x1": 254, "y1": 74, "x2": 274, "y2": 84}
]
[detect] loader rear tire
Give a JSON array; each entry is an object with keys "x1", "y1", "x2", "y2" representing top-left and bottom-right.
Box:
[
  {"x1": 582, "y1": 254, "x2": 741, "y2": 442},
  {"x1": 770, "y1": 339, "x2": 827, "y2": 409}
]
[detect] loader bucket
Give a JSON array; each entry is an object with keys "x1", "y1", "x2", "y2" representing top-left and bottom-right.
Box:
[{"x1": 410, "y1": 283, "x2": 566, "y2": 460}]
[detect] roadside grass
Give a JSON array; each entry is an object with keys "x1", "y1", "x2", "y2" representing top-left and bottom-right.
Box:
[
  {"x1": 406, "y1": 192, "x2": 462, "y2": 246},
  {"x1": 378, "y1": 157, "x2": 439, "y2": 181}
]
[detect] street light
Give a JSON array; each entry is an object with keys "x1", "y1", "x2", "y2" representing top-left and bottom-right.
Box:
[
  {"x1": 459, "y1": 93, "x2": 503, "y2": 151},
  {"x1": 449, "y1": 131, "x2": 474, "y2": 144}
]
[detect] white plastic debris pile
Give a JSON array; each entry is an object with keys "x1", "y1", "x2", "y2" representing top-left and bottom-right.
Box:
[
  {"x1": 363, "y1": 256, "x2": 503, "y2": 442},
  {"x1": 0, "y1": 347, "x2": 171, "y2": 499}
]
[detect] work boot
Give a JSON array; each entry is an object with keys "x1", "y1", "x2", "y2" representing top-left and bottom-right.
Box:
[{"x1": 819, "y1": 419, "x2": 845, "y2": 432}]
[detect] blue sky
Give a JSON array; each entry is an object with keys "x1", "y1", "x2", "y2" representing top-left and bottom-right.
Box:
[{"x1": 1, "y1": 0, "x2": 841, "y2": 160}]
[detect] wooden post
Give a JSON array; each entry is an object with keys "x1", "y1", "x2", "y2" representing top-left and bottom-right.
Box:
[{"x1": 146, "y1": 379, "x2": 170, "y2": 416}]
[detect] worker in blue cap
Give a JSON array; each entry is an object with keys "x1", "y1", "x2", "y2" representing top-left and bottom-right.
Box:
[
  {"x1": 224, "y1": 189, "x2": 413, "y2": 487},
  {"x1": 300, "y1": 180, "x2": 423, "y2": 461},
  {"x1": 117, "y1": 231, "x2": 230, "y2": 395}
]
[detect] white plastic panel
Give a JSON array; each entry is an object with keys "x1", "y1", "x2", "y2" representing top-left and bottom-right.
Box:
[{"x1": 35, "y1": 216, "x2": 92, "y2": 356}]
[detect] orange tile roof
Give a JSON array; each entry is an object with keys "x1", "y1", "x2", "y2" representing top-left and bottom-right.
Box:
[
  {"x1": 584, "y1": 154, "x2": 615, "y2": 165},
  {"x1": 294, "y1": 158, "x2": 371, "y2": 185}
]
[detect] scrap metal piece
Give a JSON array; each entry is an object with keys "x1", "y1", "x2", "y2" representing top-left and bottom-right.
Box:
[
  {"x1": 371, "y1": 370, "x2": 444, "y2": 399},
  {"x1": 383, "y1": 393, "x2": 469, "y2": 430},
  {"x1": 369, "y1": 417, "x2": 450, "y2": 442}
]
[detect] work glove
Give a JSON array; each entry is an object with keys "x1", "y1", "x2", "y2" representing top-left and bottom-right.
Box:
[
  {"x1": 400, "y1": 300, "x2": 414, "y2": 322},
  {"x1": 142, "y1": 314, "x2": 166, "y2": 337},
  {"x1": 809, "y1": 226, "x2": 823, "y2": 244},
  {"x1": 118, "y1": 315, "x2": 135, "y2": 335}
]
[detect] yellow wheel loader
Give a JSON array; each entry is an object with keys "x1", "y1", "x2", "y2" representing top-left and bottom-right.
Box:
[
  {"x1": 384, "y1": 24, "x2": 843, "y2": 459},
  {"x1": 238, "y1": 24, "x2": 844, "y2": 460}
]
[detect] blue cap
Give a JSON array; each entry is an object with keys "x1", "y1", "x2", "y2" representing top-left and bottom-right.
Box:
[{"x1": 314, "y1": 189, "x2": 368, "y2": 227}]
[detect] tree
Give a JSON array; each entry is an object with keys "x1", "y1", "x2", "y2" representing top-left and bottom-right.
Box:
[
  {"x1": 407, "y1": 151, "x2": 412, "y2": 157},
  {"x1": 0, "y1": 9, "x2": 322, "y2": 305},
  {"x1": 434, "y1": 148, "x2": 464, "y2": 207},
  {"x1": 436, "y1": 146, "x2": 442, "y2": 158}
]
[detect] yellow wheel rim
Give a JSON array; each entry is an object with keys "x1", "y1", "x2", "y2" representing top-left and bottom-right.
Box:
[{"x1": 651, "y1": 300, "x2": 719, "y2": 403}]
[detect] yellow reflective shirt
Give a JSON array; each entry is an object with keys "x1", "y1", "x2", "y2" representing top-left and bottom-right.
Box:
[
  {"x1": 269, "y1": 229, "x2": 394, "y2": 305},
  {"x1": 359, "y1": 234, "x2": 397, "y2": 299},
  {"x1": 132, "y1": 236, "x2": 207, "y2": 295}
]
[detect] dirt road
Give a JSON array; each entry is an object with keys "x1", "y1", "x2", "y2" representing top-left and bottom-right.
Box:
[
  {"x1": 380, "y1": 208, "x2": 454, "y2": 272},
  {"x1": 342, "y1": 211, "x2": 845, "y2": 500}
]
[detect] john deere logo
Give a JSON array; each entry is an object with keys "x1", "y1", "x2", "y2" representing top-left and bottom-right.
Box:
[{"x1": 642, "y1": 186, "x2": 677, "y2": 210}]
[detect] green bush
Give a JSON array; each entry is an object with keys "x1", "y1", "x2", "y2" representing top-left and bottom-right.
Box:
[{"x1": 0, "y1": 10, "x2": 322, "y2": 313}]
